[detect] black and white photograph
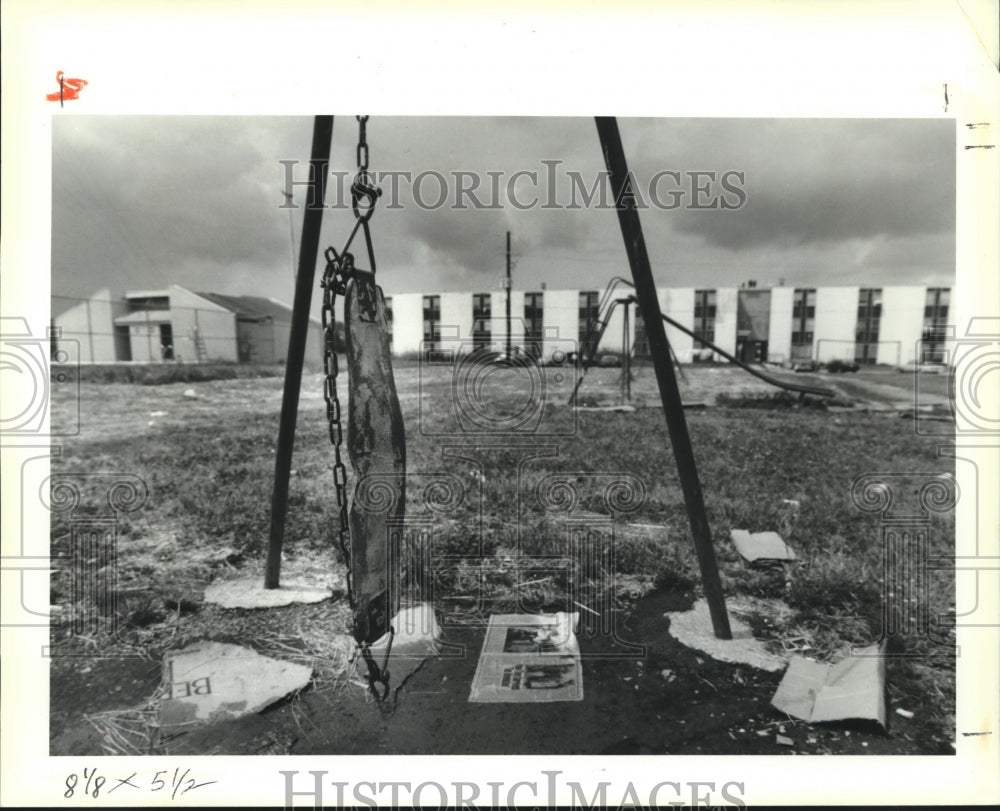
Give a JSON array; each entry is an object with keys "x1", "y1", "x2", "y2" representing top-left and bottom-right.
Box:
[{"x1": 2, "y1": 1, "x2": 998, "y2": 808}]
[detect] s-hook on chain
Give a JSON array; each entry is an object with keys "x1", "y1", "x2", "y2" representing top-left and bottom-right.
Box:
[{"x1": 321, "y1": 116, "x2": 393, "y2": 702}]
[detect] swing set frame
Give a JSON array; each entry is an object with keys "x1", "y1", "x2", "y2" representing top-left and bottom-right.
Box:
[{"x1": 264, "y1": 115, "x2": 734, "y2": 643}]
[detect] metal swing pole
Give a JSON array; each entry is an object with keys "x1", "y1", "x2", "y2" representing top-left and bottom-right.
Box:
[
  {"x1": 265, "y1": 115, "x2": 335, "y2": 589},
  {"x1": 595, "y1": 117, "x2": 731, "y2": 639},
  {"x1": 619, "y1": 296, "x2": 633, "y2": 403}
]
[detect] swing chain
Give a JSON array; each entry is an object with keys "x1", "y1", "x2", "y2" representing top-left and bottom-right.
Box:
[
  {"x1": 319, "y1": 117, "x2": 392, "y2": 703},
  {"x1": 356, "y1": 114, "x2": 369, "y2": 173},
  {"x1": 352, "y1": 115, "x2": 382, "y2": 227},
  {"x1": 320, "y1": 252, "x2": 392, "y2": 701},
  {"x1": 320, "y1": 250, "x2": 352, "y2": 609}
]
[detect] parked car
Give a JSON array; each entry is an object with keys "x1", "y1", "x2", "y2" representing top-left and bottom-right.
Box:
[
  {"x1": 791, "y1": 360, "x2": 819, "y2": 372},
  {"x1": 826, "y1": 359, "x2": 859, "y2": 373}
]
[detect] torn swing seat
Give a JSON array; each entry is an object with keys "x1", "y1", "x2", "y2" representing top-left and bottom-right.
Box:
[{"x1": 344, "y1": 270, "x2": 406, "y2": 645}]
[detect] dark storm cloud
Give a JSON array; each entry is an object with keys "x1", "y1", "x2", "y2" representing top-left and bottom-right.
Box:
[
  {"x1": 51, "y1": 116, "x2": 956, "y2": 305},
  {"x1": 628, "y1": 118, "x2": 955, "y2": 251},
  {"x1": 401, "y1": 202, "x2": 510, "y2": 272},
  {"x1": 375, "y1": 117, "x2": 592, "y2": 274},
  {"x1": 52, "y1": 116, "x2": 312, "y2": 298}
]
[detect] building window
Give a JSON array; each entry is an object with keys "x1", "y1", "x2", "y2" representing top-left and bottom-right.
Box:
[
  {"x1": 472, "y1": 293, "x2": 491, "y2": 349},
  {"x1": 791, "y1": 291, "x2": 816, "y2": 320},
  {"x1": 854, "y1": 288, "x2": 882, "y2": 364},
  {"x1": 126, "y1": 295, "x2": 170, "y2": 313},
  {"x1": 579, "y1": 290, "x2": 599, "y2": 359},
  {"x1": 384, "y1": 296, "x2": 393, "y2": 340},
  {"x1": 790, "y1": 288, "x2": 816, "y2": 360},
  {"x1": 922, "y1": 287, "x2": 950, "y2": 363},
  {"x1": 423, "y1": 294, "x2": 441, "y2": 355},
  {"x1": 524, "y1": 292, "x2": 544, "y2": 359},
  {"x1": 693, "y1": 289, "x2": 716, "y2": 346}
]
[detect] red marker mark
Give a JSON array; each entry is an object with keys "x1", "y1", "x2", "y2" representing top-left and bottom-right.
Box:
[{"x1": 46, "y1": 71, "x2": 88, "y2": 106}]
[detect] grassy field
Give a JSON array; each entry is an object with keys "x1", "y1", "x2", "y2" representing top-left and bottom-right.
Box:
[
  {"x1": 64, "y1": 361, "x2": 290, "y2": 385},
  {"x1": 48, "y1": 361, "x2": 956, "y2": 753}
]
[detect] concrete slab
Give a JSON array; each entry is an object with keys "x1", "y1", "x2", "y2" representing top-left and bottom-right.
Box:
[
  {"x1": 665, "y1": 598, "x2": 786, "y2": 672},
  {"x1": 204, "y1": 575, "x2": 341, "y2": 609},
  {"x1": 159, "y1": 641, "x2": 312, "y2": 727}
]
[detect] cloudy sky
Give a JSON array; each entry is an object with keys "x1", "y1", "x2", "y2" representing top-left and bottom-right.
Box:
[{"x1": 52, "y1": 116, "x2": 955, "y2": 313}]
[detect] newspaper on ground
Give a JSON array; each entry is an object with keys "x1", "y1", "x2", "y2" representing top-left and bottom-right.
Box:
[{"x1": 469, "y1": 612, "x2": 583, "y2": 703}]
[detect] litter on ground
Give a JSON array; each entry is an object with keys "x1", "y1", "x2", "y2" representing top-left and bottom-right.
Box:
[
  {"x1": 470, "y1": 612, "x2": 583, "y2": 703},
  {"x1": 731, "y1": 529, "x2": 796, "y2": 564},
  {"x1": 159, "y1": 640, "x2": 312, "y2": 727},
  {"x1": 770, "y1": 643, "x2": 886, "y2": 727}
]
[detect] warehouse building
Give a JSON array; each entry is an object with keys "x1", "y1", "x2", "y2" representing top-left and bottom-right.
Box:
[{"x1": 52, "y1": 285, "x2": 322, "y2": 364}]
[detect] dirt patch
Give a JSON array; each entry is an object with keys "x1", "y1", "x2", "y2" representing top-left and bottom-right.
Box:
[{"x1": 51, "y1": 590, "x2": 951, "y2": 757}]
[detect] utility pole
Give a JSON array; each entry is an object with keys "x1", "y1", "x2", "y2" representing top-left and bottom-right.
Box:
[
  {"x1": 282, "y1": 190, "x2": 297, "y2": 280},
  {"x1": 505, "y1": 230, "x2": 512, "y2": 359}
]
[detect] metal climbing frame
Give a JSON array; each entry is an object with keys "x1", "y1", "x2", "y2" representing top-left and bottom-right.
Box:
[{"x1": 570, "y1": 277, "x2": 835, "y2": 405}]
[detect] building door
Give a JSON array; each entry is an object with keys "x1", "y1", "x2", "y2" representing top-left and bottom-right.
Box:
[
  {"x1": 736, "y1": 337, "x2": 768, "y2": 363},
  {"x1": 159, "y1": 324, "x2": 174, "y2": 360},
  {"x1": 737, "y1": 289, "x2": 770, "y2": 363},
  {"x1": 114, "y1": 325, "x2": 132, "y2": 361}
]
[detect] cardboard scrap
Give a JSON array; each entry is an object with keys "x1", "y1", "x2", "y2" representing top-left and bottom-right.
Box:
[
  {"x1": 470, "y1": 612, "x2": 582, "y2": 703},
  {"x1": 770, "y1": 644, "x2": 886, "y2": 727},
  {"x1": 159, "y1": 641, "x2": 312, "y2": 727},
  {"x1": 731, "y1": 529, "x2": 796, "y2": 564}
]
